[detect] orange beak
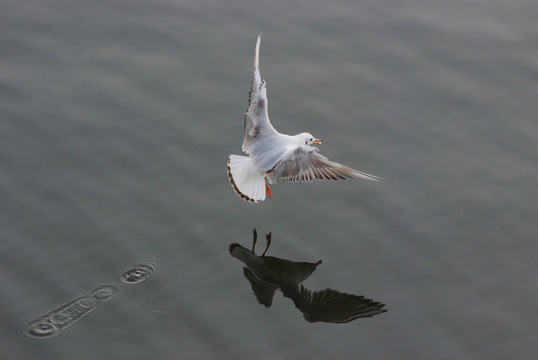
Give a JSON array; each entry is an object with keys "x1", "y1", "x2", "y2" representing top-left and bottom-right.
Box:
[{"x1": 312, "y1": 139, "x2": 323, "y2": 145}]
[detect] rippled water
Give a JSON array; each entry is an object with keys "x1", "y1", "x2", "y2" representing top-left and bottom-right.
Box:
[{"x1": 2, "y1": 0, "x2": 537, "y2": 359}]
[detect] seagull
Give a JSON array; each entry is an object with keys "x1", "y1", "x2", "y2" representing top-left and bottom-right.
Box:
[{"x1": 227, "y1": 34, "x2": 382, "y2": 203}]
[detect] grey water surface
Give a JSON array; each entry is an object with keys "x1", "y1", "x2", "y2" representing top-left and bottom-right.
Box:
[{"x1": 1, "y1": 0, "x2": 537, "y2": 359}]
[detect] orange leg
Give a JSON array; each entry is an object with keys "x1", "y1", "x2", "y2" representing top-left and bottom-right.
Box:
[{"x1": 265, "y1": 181, "x2": 272, "y2": 198}]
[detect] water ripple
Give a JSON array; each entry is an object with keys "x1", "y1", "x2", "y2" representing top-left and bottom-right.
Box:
[{"x1": 20, "y1": 284, "x2": 120, "y2": 340}]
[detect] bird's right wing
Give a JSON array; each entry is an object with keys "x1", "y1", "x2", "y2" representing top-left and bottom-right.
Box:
[{"x1": 242, "y1": 34, "x2": 278, "y2": 153}]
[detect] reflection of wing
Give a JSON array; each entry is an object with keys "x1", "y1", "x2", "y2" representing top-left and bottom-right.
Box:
[
  {"x1": 266, "y1": 146, "x2": 383, "y2": 183},
  {"x1": 243, "y1": 267, "x2": 279, "y2": 307},
  {"x1": 282, "y1": 282, "x2": 387, "y2": 323},
  {"x1": 262, "y1": 257, "x2": 321, "y2": 284},
  {"x1": 242, "y1": 34, "x2": 278, "y2": 153},
  {"x1": 230, "y1": 243, "x2": 321, "y2": 286}
]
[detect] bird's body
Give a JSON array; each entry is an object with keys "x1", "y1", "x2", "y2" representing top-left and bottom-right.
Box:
[{"x1": 227, "y1": 34, "x2": 382, "y2": 203}]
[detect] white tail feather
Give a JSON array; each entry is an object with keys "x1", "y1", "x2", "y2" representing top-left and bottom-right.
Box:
[{"x1": 227, "y1": 155, "x2": 266, "y2": 203}]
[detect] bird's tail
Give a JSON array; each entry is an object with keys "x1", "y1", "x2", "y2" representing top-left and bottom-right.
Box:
[{"x1": 227, "y1": 155, "x2": 266, "y2": 203}]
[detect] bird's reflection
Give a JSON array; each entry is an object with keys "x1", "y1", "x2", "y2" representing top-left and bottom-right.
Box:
[{"x1": 229, "y1": 229, "x2": 387, "y2": 323}]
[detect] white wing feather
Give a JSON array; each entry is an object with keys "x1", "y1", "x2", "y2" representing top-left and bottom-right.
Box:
[
  {"x1": 242, "y1": 34, "x2": 278, "y2": 153},
  {"x1": 266, "y1": 146, "x2": 383, "y2": 183}
]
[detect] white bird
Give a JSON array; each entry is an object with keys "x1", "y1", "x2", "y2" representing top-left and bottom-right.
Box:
[{"x1": 227, "y1": 34, "x2": 382, "y2": 203}]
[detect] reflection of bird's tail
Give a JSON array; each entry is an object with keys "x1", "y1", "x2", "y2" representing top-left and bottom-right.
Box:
[
  {"x1": 229, "y1": 243, "x2": 263, "y2": 267},
  {"x1": 227, "y1": 155, "x2": 266, "y2": 202}
]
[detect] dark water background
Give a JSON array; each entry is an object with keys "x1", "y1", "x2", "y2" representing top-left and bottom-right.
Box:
[{"x1": 1, "y1": 0, "x2": 537, "y2": 359}]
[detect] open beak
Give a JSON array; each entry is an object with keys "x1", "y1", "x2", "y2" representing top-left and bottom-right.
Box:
[{"x1": 312, "y1": 139, "x2": 323, "y2": 145}]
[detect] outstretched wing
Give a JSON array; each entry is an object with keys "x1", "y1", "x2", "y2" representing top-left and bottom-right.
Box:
[
  {"x1": 242, "y1": 34, "x2": 278, "y2": 153},
  {"x1": 291, "y1": 285, "x2": 387, "y2": 323},
  {"x1": 266, "y1": 145, "x2": 383, "y2": 183}
]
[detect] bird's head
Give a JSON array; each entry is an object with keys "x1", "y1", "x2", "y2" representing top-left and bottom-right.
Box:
[{"x1": 297, "y1": 132, "x2": 323, "y2": 146}]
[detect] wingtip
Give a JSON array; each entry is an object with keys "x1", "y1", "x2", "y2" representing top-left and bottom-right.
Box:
[
  {"x1": 352, "y1": 170, "x2": 384, "y2": 182},
  {"x1": 254, "y1": 34, "x2": 262, "y2": 69},
  {"x1": 371, "y1": 176, "x2": 384, "y2": 182}
]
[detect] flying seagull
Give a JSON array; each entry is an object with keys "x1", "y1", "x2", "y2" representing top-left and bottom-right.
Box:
[{"x1": 227, "y1": 34, "x2": 382, "y2": 203}]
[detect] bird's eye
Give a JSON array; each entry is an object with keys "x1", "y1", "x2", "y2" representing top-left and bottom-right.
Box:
[{"x1": 305, "y1": 141, "x2": 307, "y2": 145}]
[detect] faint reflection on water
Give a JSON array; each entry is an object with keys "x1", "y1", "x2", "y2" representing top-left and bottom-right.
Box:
[
  {"x1": 229, "y1": 229, "x2": 387, "y2": 323},
  {"x1": 19, "y1": 259, "x2": 161, "y2": 340}
]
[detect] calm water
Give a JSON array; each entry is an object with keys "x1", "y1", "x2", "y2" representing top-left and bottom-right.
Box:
[{"x1": 1, "y1": 0, "x2": 537, "y2": 359}]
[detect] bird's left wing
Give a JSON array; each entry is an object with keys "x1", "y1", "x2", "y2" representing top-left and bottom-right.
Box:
[
  {"x1": 266, "y1": 146, "x2": 383, "y2": 183},
  {"x1": 242, "y1": 34, "x2": 278, "y2": 153},
  {"x1": 289, "y1": 285, "x2": 387, "y2": 323}
]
